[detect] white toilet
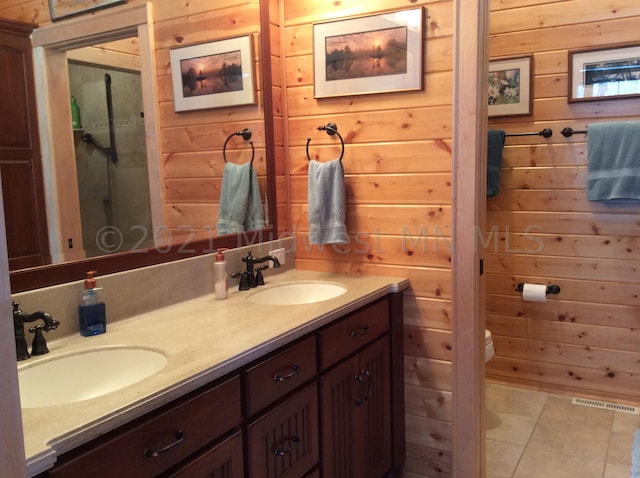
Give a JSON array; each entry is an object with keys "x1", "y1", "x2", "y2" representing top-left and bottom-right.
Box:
[{"x1": 485, "y1": 329, "x2": 495, "y2": 362}]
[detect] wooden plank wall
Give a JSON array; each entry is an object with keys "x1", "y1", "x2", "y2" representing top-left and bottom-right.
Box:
[
  {"x1": 0, "y1": 0, "x2": 282, "y2": 243},
  {"x1": 486, "y1": 0, "x2": 640, "y2": 405},
  {"x1": 281, "y1": 1, "x2": 455, "y2": 476}
]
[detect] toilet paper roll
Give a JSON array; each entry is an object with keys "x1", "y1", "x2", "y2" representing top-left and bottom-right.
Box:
[{"x1": 522, "y1": 283, "x2": 547, "y2": 302}]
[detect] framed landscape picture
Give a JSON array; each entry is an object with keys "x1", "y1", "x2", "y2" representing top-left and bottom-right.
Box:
[
  {"x1": 170, "y1": 35, "x2": 256, "y2": 112},
  {"x1": 313, "y1": 7, "x2": 425, "y2": 98},
  {"x1": 488, "y1": 55, "x2": 532, "y2": 117},
  {"x1": 48, "y1": 0, "x2": 125, "y2": 22},
  {"x1": 569, "y1": 44, "x2": 640, "y2": 102}
]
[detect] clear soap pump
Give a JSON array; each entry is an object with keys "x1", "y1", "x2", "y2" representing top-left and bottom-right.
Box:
[{"x1": 79, "y1": 270, "x2": 106, "y2": 336}]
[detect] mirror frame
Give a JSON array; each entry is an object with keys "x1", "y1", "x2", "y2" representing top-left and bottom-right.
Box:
[{"x1": 11, "y1": 1, "x2": 277, "y2": 293}]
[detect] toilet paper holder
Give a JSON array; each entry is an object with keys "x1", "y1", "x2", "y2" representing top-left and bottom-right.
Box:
[{"x1": 515, "y1": 283, "x2": 560, "y2": 295}]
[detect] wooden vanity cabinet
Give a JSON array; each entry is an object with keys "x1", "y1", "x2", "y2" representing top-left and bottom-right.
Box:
[{"x1": 37, "y1": 293, "x2": 404, "y2": 478}]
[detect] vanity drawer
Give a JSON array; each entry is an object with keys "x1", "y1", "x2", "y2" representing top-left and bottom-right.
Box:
[
  {"x1": 319, "y1": 298, "x2": 389, "y2": 370},
  {"x1": 46, "y1": 375, "x2": 241, "y2": 478},
  {"x1": 245, "y1": 335, "x2": 317, "y2": 416}
]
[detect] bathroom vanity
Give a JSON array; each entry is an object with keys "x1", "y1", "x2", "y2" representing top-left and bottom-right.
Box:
[{"x1": 20, "y1": 269, "x2": 408, "y2": 478}]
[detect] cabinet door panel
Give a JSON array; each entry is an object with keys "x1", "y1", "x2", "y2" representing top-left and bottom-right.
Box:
[
  {"x1": 358, "y1": 337, "x2": 392, "y2": 478},
  {"x1": 320, "y1": 355, "x2": 359, "y2": 478},
  {"x1": 248, "y1": 383, "x2": 319, "y2": 478},
  {"x1": 320, "y1": 337, "x2": 392, "y2": 478},
  {"x1": 167, "y1": 431, "x2": 243, "y2": 478}
]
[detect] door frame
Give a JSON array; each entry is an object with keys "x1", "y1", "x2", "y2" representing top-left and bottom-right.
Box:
[{"x1": 452, "y1": 1, "x2": 489, "y2": 476}]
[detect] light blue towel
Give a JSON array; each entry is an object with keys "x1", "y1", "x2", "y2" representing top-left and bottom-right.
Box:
[
  {"x1": 632, "y1": 429, "x2": 640, "y2": 477},
  {"x1": 244, "y1": 166, "x2": 265, "y2": 231},
  {"x1": 308, "y1": 159, "x2": 348, "y2": 245},
  {"x1": 487, "y1": 130, "x2": 505, "y2": 197},
  {"x1": 216, "y1": 162, "x2": 264, "y2": 235},
  {"x1": 587, "y1": 121, "x2": 640, "y2": 202}
]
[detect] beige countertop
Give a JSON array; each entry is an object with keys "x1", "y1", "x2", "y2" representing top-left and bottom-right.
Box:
[{"x1": 20, "y1": 269, "x2": 408, "y2": 477}]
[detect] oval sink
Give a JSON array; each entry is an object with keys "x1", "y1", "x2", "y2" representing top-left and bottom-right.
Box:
[
  {"x1": 247, "y1": 281, "x2": 347, "y2": 305},
  {"x1": 18, "y1": 346, "x2": 167, "y2": 408}
]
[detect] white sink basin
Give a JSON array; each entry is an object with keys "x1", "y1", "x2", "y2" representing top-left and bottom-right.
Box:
[
  {"x1": 18, "y1": 346, "x2": 167, "y2": 408},
  {"x1": 247, "y1": 281, "x2": 347, "y2": 305}
]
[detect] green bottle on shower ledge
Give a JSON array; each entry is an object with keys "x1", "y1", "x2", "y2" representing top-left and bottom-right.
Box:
[{"x1": 71, "y1": 95, "x2": 82, "y2": 129}]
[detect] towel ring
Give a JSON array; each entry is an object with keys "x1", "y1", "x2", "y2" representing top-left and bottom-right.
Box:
[
  {"x1": 306, "y1": 122, "x2": 345, "y2": 162},
  {"x1": 223, "y1": 128, "x2": 254, "y2": 165}
]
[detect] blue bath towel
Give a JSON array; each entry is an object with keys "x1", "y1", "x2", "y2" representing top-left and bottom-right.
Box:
[
  {"x1": 587, "y1": 121, "x2": 640, "y2": 202},
  {"x1": 632, "y1": 429, "x2": 640, "y2": 477},
  {"x1": 487, "y1": 130, "x2": 506, "y2": 197},
  {"x1": 308, "y1": 159, "x2": 348, "y2": 245},
  {"x1": 216, "y1": 162, "x2": 264, "y2": 235}
]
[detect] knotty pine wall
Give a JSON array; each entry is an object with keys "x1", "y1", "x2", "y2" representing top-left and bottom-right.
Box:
[
  {"x1": 0, "y1": 0, "x2": 285, "y2": 242},
  {"x1": 281, "y1": 1, "x2": 455, "y2": 476},
  {"x1": 486, "y1": 0, "x2": 640, "y2": 406}
]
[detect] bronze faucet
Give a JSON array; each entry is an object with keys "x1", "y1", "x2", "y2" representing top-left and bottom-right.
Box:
[
  {"x1": 232, "y1": 251, "x2": 281, "y2": 290},
  {"x1": 12, "y1": 301, "x2": 60, "y2": 361}
]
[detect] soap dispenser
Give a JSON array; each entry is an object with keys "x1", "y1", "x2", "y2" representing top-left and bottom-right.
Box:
[
  {"x1": 79, "y1": 271, "x2": 106, "y2": 336},
  {"x1": 214, "y1": 249, "x2": 228, "y2": 300},
  {"x1": 71, "y1": 96, "x2": 82, "y2": 129}
]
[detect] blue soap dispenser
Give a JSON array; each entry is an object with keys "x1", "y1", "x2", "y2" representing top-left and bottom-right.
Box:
[{"x1": 79, "y1": 270, "x2": 106, "y2": 336}]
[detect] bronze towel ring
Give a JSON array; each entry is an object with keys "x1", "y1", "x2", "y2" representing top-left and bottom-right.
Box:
[
  {"x1": 306, "y1": 122, "x2": 345, "y2": 162},
  {"x1": 223, "y1": 128, "x2": 254, "y2": 165}
]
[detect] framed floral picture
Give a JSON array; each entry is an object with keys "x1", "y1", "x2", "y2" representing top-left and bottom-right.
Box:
[{"x1": 488, "y1": 55, "x2": 532, "y2": 117}]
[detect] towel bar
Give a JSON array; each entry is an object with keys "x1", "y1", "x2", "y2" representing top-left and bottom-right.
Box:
[
  {"x1": 505, "y1": 128, "x2": 553, "y2": 138},
  {"x1": 306, "y1": 122, "x2": 345, "y2": 162},
  {"x1": 223, "y1": 128, "x2": 254, "y2": 165}
]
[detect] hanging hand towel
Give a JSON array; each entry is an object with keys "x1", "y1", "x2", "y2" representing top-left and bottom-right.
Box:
[
  {"x1": 587, "y1": 121, "x2": 640, "y2": 202},
  {"x1": 487, "y1": 129, "x2": 505, "y2": 197},
  {"x1": 308, "y1": 159, "x2": 348, "y2": 245},
  {"x1": 216, "y1": 162, "x2": 252, "y2": 235},
  {"x1": 243, "y1": 166, "x2": 265, "y2": 231}
]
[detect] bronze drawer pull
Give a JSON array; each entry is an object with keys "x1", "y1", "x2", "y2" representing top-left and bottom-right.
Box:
[
  {"x1": 354, "y1": 370, "x2": 371, "y2": 406},
  {"x1": 350, "y1": 325, "x2": 370, "y2": 337},
  {"x1": 144, "y1": 430, "x2": 185, "y2": 458},
  {"x1": 273, "y1": 364, "x2": 300, "y2": 382},
  {"x1": 274, "y1": 435, "x2": 300, "y2": 456}
]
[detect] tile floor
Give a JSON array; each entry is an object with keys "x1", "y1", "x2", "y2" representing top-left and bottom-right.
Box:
[{"x1": 486, "y1": 382, "x2": 639, "y2": 478}]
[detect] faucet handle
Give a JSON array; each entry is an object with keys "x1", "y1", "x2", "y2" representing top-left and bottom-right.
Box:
[
  {"x1": 231, "y1": 271, "x2": 250, "y2": 290},
  {"x1": 255, "y1": 265, "x2": 269, "y2": 286},
  {"x1": 28, "y1": 324, "x2": 49, "y2": 356}
]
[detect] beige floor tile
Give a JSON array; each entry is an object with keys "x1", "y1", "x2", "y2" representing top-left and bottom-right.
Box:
[
  {"x1": 539, "y1": 396, "x2": 615, "y2": 430},
  {"x1": 513, "y1": 444, "x2": 605, "y2": 478},
  {"x1": 604, "y1": 461, "x2": 631, "y2": 478},
  {"x1": 608, "y1": 430, "x2": 634, "y2": 465},
  {"x1": 486, "y1": 411, "x2": 539, "y2": 446},
  {"x1": 612, "y1": 410, "x2": 640, "y2": 434},
  {"x1": 527, "y1": 418, "x2": 612, "y2": 462},
  {"x1": 486, "y1": 438, "x2": 524, "y2": 478},
  {"x1": 486, "y1": 383, "x2": 549, "y2": 419}
]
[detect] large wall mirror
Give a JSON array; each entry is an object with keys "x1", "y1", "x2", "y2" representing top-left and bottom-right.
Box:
[{"x1": 10, "y1": 2, "x2": 277, "y2": 292}]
